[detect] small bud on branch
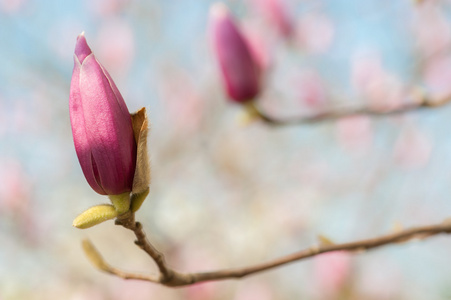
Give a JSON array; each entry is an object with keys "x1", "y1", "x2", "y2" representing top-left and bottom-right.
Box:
[
  {"x1": 73, "y1": 204, "x2": 117, "y2": 229},
  {"x1": 209, "y1": 3, "x2": 261, "y2": 103},
  {"x1": 70, "y1": 33, "x2": 150, "y2": 228},
  {"x1": 69, "y1": 32, "x2": 136, "y2": 196}
]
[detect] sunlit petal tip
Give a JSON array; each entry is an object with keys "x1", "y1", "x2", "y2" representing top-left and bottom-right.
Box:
[{"x1": 75, "y1": 32, "x2": 92, "y2": 64}]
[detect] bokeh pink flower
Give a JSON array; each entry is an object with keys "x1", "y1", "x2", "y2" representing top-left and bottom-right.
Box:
[
  {"x1": 209, "y1": 3, "x2": 261, "y2": 103},
  {"x1": 336, "y1": 115, "x2": 373, "y2": 155},
  {"x1": 423, "y1": 55, "x2": 451, "y2": 101},
  {"x1": 249, "y1": 0, "x2": 294, "y2": 39},
  {"x1": 295, "y1": 13, "x2": 334, "y2": 53},
  {"x1": 313, "y1": 252, "x2": 352, "y2": 297},
  {"x1": 351, "y1": 52, "x2": 404, "y2": 110},
  {"x1": 412, "y1": 3, "x2": 451, "y2": 57}
]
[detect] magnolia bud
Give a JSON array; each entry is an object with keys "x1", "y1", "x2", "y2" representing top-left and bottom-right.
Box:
[
  {"x1": 69, "y1": 33, "x2": 151, "y2": 229},
  {"x1": 209, "y1": 3, "x2": 261, "y2": 103},
  {"x1": 69, "y1": 32, "x2": 136, "y2": 196}
]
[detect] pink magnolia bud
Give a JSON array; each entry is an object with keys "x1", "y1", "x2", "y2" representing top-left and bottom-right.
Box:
[
  {"x1": 251, "y1": 0, "x2": 294, "y2": 38},
  {"x1": 209, "y1": 3, "x2": 260, "y2": 103},
  {"x1": 69, "y1": 33, "x2": 136, "y2": 196}
]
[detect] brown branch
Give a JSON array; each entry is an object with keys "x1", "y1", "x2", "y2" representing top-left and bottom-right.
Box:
[
  {"x1": 114, "y1": 212, "x2": 174, "y2": 283},
  {"x1": 251, "y1": 94, "x2": 451, "y2": 126},
  {"x1": 81, "y1": 239, "x2": 159, "y2": 283},
  {"x1": 82, "y1": 217, "x2": 451, "y2": 287}
]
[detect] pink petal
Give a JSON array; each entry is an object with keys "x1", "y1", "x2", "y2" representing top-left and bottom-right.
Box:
[
  {"x1": 98, "y1": 63, "x2": 131, "y2": 120},
  {"x1": 210, "y1": 4, "x2": 260, "y2": 103},
  {"x1": 69, "y1": 55, "x2": 106, "y2": 194},
  {"x1": 75, "y1": 33, "x2": 92, "y2": 64},
  {"x1": 79, "y1": 54, "x2": 136, "y2": 195}
]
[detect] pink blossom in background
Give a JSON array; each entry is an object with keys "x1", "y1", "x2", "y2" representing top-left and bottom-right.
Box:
[
  {"x1": 313, "y1": 252, "x2": 352, "y2": 297},
  {"x1": 184, "y1": 282, "x2": 219, "y2": 300},
  {"x1": 234, "y1": 281, "x2": 273, "y2": 300},
  {"x1": 84, "y1": 0, "x2": 130, "y2": 17},
  {"x1": 157, "y1": 68, "x2": 204, "y2": 133},
  {"x1": 209, "y1": 3, "x2": 261, "y2": 103},
  {"x1": 69, "y1": 286, "x2": 106, "y2": 300},
  {"x1": 412, "y1": 3, "x2": 451, "y2": 57},
  {"x1": 249, "y1": 0, "x2": 294, "y2": 39},
  {"x1": 336, "y1": 115, "x2": 373, "y2": 155},
  {"x1": 357, "y1": 258, "x2": 402, "y2": 299},
  {"x1": 393, "y1": 126, "x2": 432, "y2": 169},
  {"x1": 351, "y1": 52, "x2": 404, "y2": 110},
  {"x1": 0, "y1": 0, "x2": 26, "y2": 14},
  {"x1": 177, "y1": 243, "x2": 221, "y2": 300},
  {"x1": 0, "y1": 159, "x2": 39, "y2": 243},
  {"x1": 369, "y1": 74, "x2": 404, "y2": 110},
  {"x1": 270, "y1": 188, "x2": 315, "y2": 232},
  {"x1": 110, "y1": 280, "x2": 161, "y2": 300},
  {"x1": 423, "y1": 55, "x2": 451, "y2": 101},
  {"x1": 176, "y1": 242, "x2": 221, "y2": 274},
  {"x1": 351, "y1": 52, "x2": 384, "y2": 92},
  {"x1": 0, "y1": 160, "x2": 32, "y2": 215},
  {"x1": 69, "y1": 33, "x2": 136, "y2": 196},
  {"x1": 241, "y1": 23, "x2": 273, "y2": 75},
  {"x1": 295, "y1": 13, "x2": 335, "y2": 54},
  {"x1": 96, "y1": 20, "x2": 135, "y2": 76},
  {"x1": 293, "y1": 70, "x2": 326, "y2": 111}
]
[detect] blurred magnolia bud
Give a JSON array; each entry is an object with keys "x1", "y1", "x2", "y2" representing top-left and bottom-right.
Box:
[{"x1": 209, "y1": 3, "x2": 261, "y2": 103}]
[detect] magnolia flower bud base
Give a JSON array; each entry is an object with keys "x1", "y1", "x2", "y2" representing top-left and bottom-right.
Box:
[
  {"x1": 73, "y1": 107, "x2": 151, "y2": 229},
  {"x1": 238, "y1": 101, "x2": 263, "y2": 126},
  {"x1": 109, "y1": 192, "x2": 131, "y2": 215}
]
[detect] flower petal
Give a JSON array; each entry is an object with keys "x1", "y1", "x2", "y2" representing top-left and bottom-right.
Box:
[
  {"x1": 79, "y1": 54, "x2": 136, "y2": 195},
  {"x1": 75, "y1": 32, "x2": 92, "y2": 64},
  {"x1": 210, "y1": 4, "x2": 260, "y2": 102},
  {"x1": 99, "y1": 63, "x2": 132, "y2": 122},
  {"x1": 69, "y1": 55, "x2": 106, "y2": 195}
]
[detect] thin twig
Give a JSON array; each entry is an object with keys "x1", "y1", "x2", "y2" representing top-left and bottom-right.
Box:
[
  {"x1": 81, "y1": 239, "x2": 160, "y2": 283},
  {"x1": 115, "y1": 212, "x2": 174, "y2": 283},
  {"x1": 83, "y1": 218, "x2": 451, "y2": 287},
  {"x1": 132, "y1": 222, "x2": 175, "y2": 283},
  {"x1": 252, "y1": 94, "x2": 451, "y2": 126}
]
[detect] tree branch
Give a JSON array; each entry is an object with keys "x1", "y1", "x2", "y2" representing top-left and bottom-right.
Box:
[
  {"x1": 250, "y1": 94, "x2": 451, "y2": 126},
  {"x1": 114, "y1": 212, "x2": 174, "y2": 283},
  {"x1": 82, "y1": 217, "x2": 451, "y2": 287},
  {"x1": 81, "y1": 239, "x2": 160, "y2": 283}
]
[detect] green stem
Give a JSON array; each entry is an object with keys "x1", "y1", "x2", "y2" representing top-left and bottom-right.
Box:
[{"x1": 109, "y1": 192, "x2": 131, "y2": 215}]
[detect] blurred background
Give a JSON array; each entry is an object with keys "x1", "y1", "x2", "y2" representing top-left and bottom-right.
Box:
[{"x1": 2, "y1": 0, "x2": 451, "y2": 299}]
